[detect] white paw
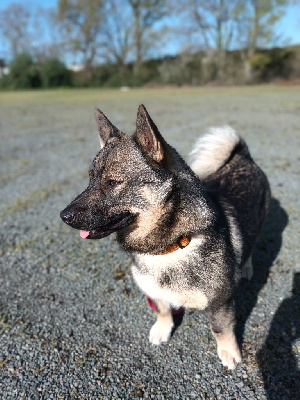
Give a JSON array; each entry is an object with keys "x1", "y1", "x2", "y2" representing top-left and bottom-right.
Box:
[
  {"x1": 149, "y1": 321, "x2": 173, "y2": 345},
  {"x1": 217, "y1": 346, "x2": 242, "y2": 370}
]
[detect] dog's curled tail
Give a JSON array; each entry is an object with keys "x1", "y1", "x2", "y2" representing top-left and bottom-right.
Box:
[{"x1": 189, "y1": 126, "x2": 249, "y2": 180}]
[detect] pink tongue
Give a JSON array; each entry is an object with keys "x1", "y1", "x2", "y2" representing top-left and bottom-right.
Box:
[{"x1": 80, "y1": 230, "x2": 90, "y2": 239}]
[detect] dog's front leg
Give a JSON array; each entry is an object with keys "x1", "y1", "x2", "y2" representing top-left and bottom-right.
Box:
[
  {"x1": 149, "y1": 300, "x2": 174, "y2": 345},
  {"x1": 206, "y1": 300, "x2": 241, "y2": 370}
]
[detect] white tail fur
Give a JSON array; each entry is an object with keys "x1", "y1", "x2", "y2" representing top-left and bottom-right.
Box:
[{"x1": 189, "y1": 126, "x2": 241, "y2": 179}]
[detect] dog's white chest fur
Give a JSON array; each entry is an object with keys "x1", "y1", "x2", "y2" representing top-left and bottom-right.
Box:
[{"x1": 132, "y1": 235, "x2": 208, "y2": 310}]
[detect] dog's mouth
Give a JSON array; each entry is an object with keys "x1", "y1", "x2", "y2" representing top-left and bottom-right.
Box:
[{"x1": 79, "y1": 213, "x2": 136, "y2": 240}]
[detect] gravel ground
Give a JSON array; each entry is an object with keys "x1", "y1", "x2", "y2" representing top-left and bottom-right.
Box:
[{"x1": 0, "y1": 86, "x2": 299, "y2": 400}]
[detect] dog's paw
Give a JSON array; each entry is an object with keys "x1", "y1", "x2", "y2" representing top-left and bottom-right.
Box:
[
  {"x1": 149, "y1": 321, "x2": 173, "y2": 345},
  {"x1": 217, "y1": 346, "x2": 242, "y2": 370}
]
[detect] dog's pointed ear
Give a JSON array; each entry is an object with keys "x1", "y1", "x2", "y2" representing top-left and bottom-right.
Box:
[
  {"x1": 134, "y1": 104, "x2": 164, "y2": 162},
  {"x1": 94, "y1": 108, "x2": 124, "y2": 148}
]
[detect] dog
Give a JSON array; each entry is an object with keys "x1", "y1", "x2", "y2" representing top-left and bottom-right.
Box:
[{"x1": 60, "y1": 105, "x2": 270, "y2": 369}]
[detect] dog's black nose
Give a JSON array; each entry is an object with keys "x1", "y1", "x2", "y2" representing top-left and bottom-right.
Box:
[{"x1": 60, "y1": 209, "x2": 75, "y2": 225}]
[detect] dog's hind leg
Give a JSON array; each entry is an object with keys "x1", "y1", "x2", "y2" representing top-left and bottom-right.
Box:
[
  {"x1": 149, "y1": 300, "x2": 174, "y2": 345},
  {"x1": 241, "y1": 253, "x2": 253, "y2": 280},
  {"x1": 206, "y1": 301, "x2": 242, "y2": 370}
]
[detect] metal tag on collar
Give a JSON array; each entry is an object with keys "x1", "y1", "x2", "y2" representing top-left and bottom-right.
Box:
[{"x1": 177, "y1": 236, "x2": 190, "y2": 249}]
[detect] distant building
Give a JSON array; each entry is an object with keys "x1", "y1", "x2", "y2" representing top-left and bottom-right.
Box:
[
  {"x1": 0, "y1": 59, "x2": 9, "y2": 77},
  {"x1": 67, "y1": 63, "x2": 84, "y2": 72}
]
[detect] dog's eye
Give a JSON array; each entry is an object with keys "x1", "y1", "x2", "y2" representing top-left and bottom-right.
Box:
[{"x1": 106, "y1": 179, "x2": 121, "y2": 189}]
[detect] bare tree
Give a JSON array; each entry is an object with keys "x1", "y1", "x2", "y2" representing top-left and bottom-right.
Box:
[
  {"x1": 57, "y1": 0, "x2": 104, "y2": 81},
  {"x1": 237, "y1": 0, "x2": 289, "y2": 81},
  {"x1": 0, "y1": 3, "x2": 32, "y2": 57},
  {"x1": 100, "y1": 0, "x2": 134, "y2": 69},
  {"x1": 0, "y1": 2, "x2": 68, "y2": 63},
  {"x1": 174, "y1": 0, "x2": 243, "y2": 81},
  {"x1": 30, "y1": 7, "x2": 64, "y2": 62},
  {"x1": 127, "y1": 0, "x2": 167, "y2": 73}
]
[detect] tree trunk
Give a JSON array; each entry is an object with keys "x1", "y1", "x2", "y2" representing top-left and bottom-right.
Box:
[{"x1": 133, "y1": 3, "x2": 142, "y2": 74}]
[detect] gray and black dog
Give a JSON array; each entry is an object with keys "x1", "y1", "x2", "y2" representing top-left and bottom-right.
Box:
[{"x1": 60, "y1": 105, "x2": 270, "y2": 369}]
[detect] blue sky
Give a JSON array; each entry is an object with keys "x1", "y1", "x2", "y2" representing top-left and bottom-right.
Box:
[{"x1": 0, "y1": 0, "x2": 299, "y2": 62}]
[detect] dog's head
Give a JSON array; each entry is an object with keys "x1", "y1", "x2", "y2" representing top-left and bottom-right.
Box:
[{"x1": 60, "y1": 105, "x2": 176, "y2": 249}]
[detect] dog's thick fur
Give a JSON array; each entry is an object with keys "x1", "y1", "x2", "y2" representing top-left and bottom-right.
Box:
[{"x1": 61, "y1": 105, "x2": 270, "y2": 369}]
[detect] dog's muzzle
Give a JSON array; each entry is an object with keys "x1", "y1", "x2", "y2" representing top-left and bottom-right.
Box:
[
  {"x1": 60, "y1": 206, "x2": 137, "y2": 239},
  {"x1": 60, "y1": 208, "x2": 76, "y2": 225}
]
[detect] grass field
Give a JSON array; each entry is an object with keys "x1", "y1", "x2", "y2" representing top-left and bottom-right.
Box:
[{"x1": 0, "y1": 86, "x2": 299, "y2": 399}]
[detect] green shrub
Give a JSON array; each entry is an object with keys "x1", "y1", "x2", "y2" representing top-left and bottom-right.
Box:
[
  {"x1": 40, "y1": 58, "x2": 72, "y2": 88},
  {"x1": 9, "y1": 53, "x2": 41, "y2": 89},
  {"x1": 249, "y1": 48, "x2": 294, "y2": 81}
]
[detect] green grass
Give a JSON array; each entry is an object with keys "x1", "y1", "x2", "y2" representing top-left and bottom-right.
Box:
[{"x1": 1, "y1": 85, "x2": 299, "y2": 105}]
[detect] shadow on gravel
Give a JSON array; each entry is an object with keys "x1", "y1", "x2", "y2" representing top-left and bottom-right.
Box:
[
  {"x1": 257, "y1": 272, "x2": 300, "y2": 400},
  {"x1": 235, "y1": 198, "x2": 299, "y2": 399},
  {"x1": 235, "y1": 198, "x2": 288, "y2": 341}
]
